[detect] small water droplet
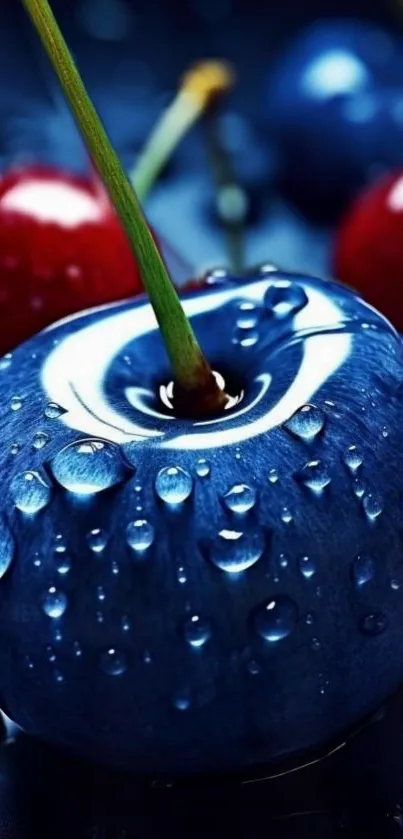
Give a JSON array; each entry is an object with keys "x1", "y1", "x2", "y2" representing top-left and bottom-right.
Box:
[
  {"x1": 177, "y1": 566, "x2": 187, "y2": 584},
  {"x1": 268, "y1": 468, "x2": 279, "y2": 484},
  {"x1": 10, "y1": 442, "x2": 20, "y2": 455},
  {"x1": 96, "y1": 585, "x2": 106, "y2": 602},
  {"x1": 121, "y1": 615, "x2": 131, "y2": 632},
  {"x1": 87, "y1": 528, "x2": 108, "y2": 552},
  {"x1": 281, "y1": 506, "x2": 293, "y2": 524},
  {"x1": 361, "y1": 612, "x2": 388, "y2": 636},
  {"x1": 196, "y1": 458, "x2": 211, "y2": 478},
  {"x1": 53, "y1": 535, "x2": 67, "y2": 554},
  {"x1": 43, "y1": 587, "x2": 68, "y2": 619},
  {"x1": 10, "y1": 396, "x2": 23, "y2": 411},
  {"x1": 232, "y1": 328, "x2": 259, "y2": 347},
  {"x1": 143, "y1": 649, "x2": 152, "y2": 664},
  {"x1": 264, "y1": 281, "x2": 308, "y2": 317},
  {"x1": 353, "y1": 476, "x2": 366, "y2": 498},
  {"x1": 253, "y1": 596, "x2": 298, "y2": 642},
  {"x1": 126, "y1": 519, "x2": 155, "y2": 552},
  {"x1": 11, "y1": 471, "x2": 51, "y2": 514},
  {"x1": 222, "y1": 483, "x2": 256, "y2": 514},
  {"x1": 352, "y1": 553, "x2": 375, "y2": 587},
  {"x1": 73, "y1": 641, "x2": 83, "y2": 657},
  {"x1": 96, "y1": 610, "x2": 104, "y2": 624},
  {"x1": 24, "y1": 655, "x2": 34, "y2": 670},
  {"x1": 172, "y1": 692, "x2": 191, "y2": 711},
  {"x1": 343, "y1": 444, "x2": 363, "y2": 472},
  {"x1": 100, "y1": 648, "x2": 128, "y2": 676},
  {"x1": 184, "y1": 614, "x2": 211, "y2": 648},
  {"x1": 296, "y1": 459, "x2": 331, "y2": 492},
  {"x1": 311, "y1": 637, "x2": 321, "y2": 651},
  {"x1": 33, "y1": 553, "x2": 41, "y2": 568},
  {"x1": 391, "y1": 578, "x2": 400, "y2": 591},
  {"x1": 247, "y1": 659, "x2": 262, "y2": 675},
  {"x1": 362, "y1": 491, "x2": 383, "y2": 520},
  {"x1": 382, "y1": 426, "x2": 389, "y2": 439},
  {"x1": 51, "y1": 439, "x2": 126, "y2": 495},
  {"x1": 32, "y1": 431, "x2": 50, "y2": 450},
  {"x1": 55, "y1": 554, "x2": 72, "y2": 575},
  {"x1": 279, "y1": 553, "x2": 288, "y2": 568},
  {"x1": 53, "y1": 625, "x2": 63, "y2": 643},
  {"x1": 283, "y1": 404, "x2": 325, "y2": 441},
  {"x1": 305, "y1": 612, "x2": 315, "y2": 626},
  {"x1": 53, "y1": 669, "x2": 64, "y2": 684},
  {"x1": 44, "y1": 402, "x2": 66, "y2": 419},
  {"x1": 298, "y1": 555, "x2": 316, "y2": 579},
  {"x1": 208, "y1": 526, "x2": 265, "y2": 573},
  {"x1": 111, "y1": 561, "x2": 119, "y2": 575},
  {"x1": 0, "y1": 353, "x2": 12, "y2": 371},
  {"x1": 46, "y1": 645, "x2": 56, "y2": 663},
  {"x1": 155, "y1": 466, "x2": 193, "y2": 504}
]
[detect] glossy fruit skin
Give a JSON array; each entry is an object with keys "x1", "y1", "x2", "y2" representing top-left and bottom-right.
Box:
[
  {"x1": 0, "y1": 267, "x2": 402, "y2": 778},
  {"x1": 266, "y1": 20, "x2": 403, "y2": 217},
  {"x1": 0, "y1": 165, "x2": 190, "y2": 355},
  {"x1": 334, "y1": 170, "x2": 403, "y2": 331}
]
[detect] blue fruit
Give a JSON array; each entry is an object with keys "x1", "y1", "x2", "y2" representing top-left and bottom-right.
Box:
[
  {"x1": 0, "y1": 266, "x2": 402, "y2": 777},
  {"x1": 266, "y1": 20, "x2": 403, "y2": 217}
]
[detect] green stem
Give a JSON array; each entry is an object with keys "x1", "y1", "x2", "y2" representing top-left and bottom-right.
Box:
[{"x1": 22, "y1": 0, "x2": 226, "y2": 412}]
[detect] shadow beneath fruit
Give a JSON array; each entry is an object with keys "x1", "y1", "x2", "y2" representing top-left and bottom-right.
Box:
[{"x1": 2, "y1": 689, "x2": 403, "y2": 839}]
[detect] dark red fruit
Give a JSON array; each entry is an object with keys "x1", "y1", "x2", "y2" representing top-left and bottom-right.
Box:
[
  {"x1": 0, "y1": 165, "x2": 190, "y2": 354},
  {"x1": 334, "y1": 171, "x2": 403, "y2": 331}
]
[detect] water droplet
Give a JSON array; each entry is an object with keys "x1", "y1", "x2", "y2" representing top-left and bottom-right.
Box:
[
  {"x1": 183, "y1": 615, "x2": 211, "y2": 648},
  {"x1": 232, "y1": 328, "x2": 259, "y2": 347},
  {"x1": 96, "y1": 611, "x2": 104, "y2": 624},
  {"x1": 126, "y1": 519, "x2": 155, "y2": 552},
  {"x1": 177, "y1": 566, "x2": 187, "y2": 584},
  {"x1": 296, "y1": 459, "x2": 331, "y2": 492},
  {"x1": 235, "y1": 300, "x2": 261, "y2": 329},
  {"x1": 155, "y1": 466, "x2": 193, "y2": 504},
  {"x1": 10, "y1": 442, "x2": 20, "y2": 455},
  {"x1": 73, "y1": 641, "x2": 83, "y2": 657},
  {"x1": 55, "y1": 554, "x2": 72, "y2": 575},
  {"x1": 265, "y1": 281, "x2": 308, "y2": 317},
  {"x1": 87, "y1": 528, "x2": 108, "y2": 552},
  {"x1": 279, "y1": 553, "x2": 288, "y2": 568},
  {"x1": 100, "y1": 648, "x2": 128, "y2": 676},
  {"x1": 32, "y1": 431, "x2": 50, "y2": 450},
  {"x1": 281, "y1": 507, "x2": 293, "y2": 524},
  {"x1": 172, "y1": 692, "x2": 191, "y2": 711},
  {"x1": 53, "y1": 535, "x2": 67, "y2": 554},
  {"x1": 268, "y1": 468, "x2": 279, "y2": 484},
  {"x1": 24, "y1": 655, "x2": 34, "y2": 670},
  {"x1": 44, "y1": 402, "x2": 66, "y2": 419},
  {"x1": 143, "y1": 649, "x2": 152, "y2": 664},
  {"x1": 0, "y1": 353, "x2": 12, "y2": 371},
  {"x1": 351, "y1": 553, "x2": 375, "y2": 587},
  {"x1": 96, "y1": 585, "x2": 106, "y2": 602},
  {"x1": 53, "y1": 669, "x2": 64, "y2": 684},
  {"x1": 362, "y1": 492, "x2": 383, "y2": 520},
  {"x1": 46, "y1": 645, "x2": 56, "y2": 663},
  {"x1": 343, "y1": 445, "x2": 363, "y2": 472},
  {"x1": 208, "y1": 526, "x2": 265, "y2": 573},
  {"x1": 391, "y1": 579, "x2": 400, "y2": 591},
  {"x1": 10, "y1": 396, "x2": 23, "y2": 411},
  {"x1": 247, "y1": 659, "x2": 261, "y2": 675},
  {"x1": 298, "y1": 555, "x2": 316, "y2": 579},
  {"x1": 361, "y1": 612, "x2": 388, "y2": 636},
  {"x1": 121, "y1": 615, "x2": 131, "y2": 632},
  {"x1": 196, "y1": 458, "x2": 210, "y2": 478},
  {"x1": 33, "y1": 553, "x2": 41, "y2": 568},
  {"x1": 305, "y1": 612, "x2": 315, "y2": 626},
  {"x1": 283, "y1": 404, "x2": 325, "y2": 441},
  {"x1": 382, "y1": 426, "x2": 389, "y2": 439},
  {"x1": 353, "y1": 477, "x2": 366, "y2": 498},
  {"x1": 51, "y1": 439, "x2": 126, "y2": 495},
  {"x1": 222, "y1": 483, "x2": 256, "y2": 514},
  {"x1": 11, "y1": 471, "x2": 52, "y2": 514},
  {"x1": 43, "y1": 587, "x2": 68, "y2": 619},
  {"x1": 253, "y1": 596, "x2": 298, "y2": 642},
  {"x1": 111, "y1": 561, "x2": 119, "y2": 575},
  {"x1": 53, "y1": 625, "x2": 63, "y2": 643},
  {"x1": 311, "y1": 637, "x2": 321, "y2": 651}
]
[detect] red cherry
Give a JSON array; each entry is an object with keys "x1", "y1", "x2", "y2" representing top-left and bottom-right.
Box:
[
  {"x1": 334, "y1": 171, "x2": 403, "y2": 331},
  {"x1": 0, "y1": 164, "x2": 191, "y2": 355}
]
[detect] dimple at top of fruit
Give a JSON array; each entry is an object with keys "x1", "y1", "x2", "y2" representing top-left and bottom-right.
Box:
[{"x1": 1, "y1": 266, "x2": 403, "y2": 775}]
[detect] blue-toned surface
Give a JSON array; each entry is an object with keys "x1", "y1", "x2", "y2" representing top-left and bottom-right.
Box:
[{"x1": 0, "y1": 269, "x2": 402, "y2": 775}]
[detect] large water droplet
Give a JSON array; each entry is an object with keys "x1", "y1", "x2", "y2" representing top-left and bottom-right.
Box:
[
  {"x1": 343, "y1": 445, "x2": 363, "y2": 472},
  {"x1": 264, "y1": 281, "x2": 308, "y2": 317},
  {"x1": 32, "y1": 431, "x2": 50, "y2": 450},
  {"x1": 126, "y1": 519, "x2": 155, "y2": 552},
  {"x1": 222, "y1": 483, "x2": 256, "y2": 514},
  {"x1": 196, "y1": 458, "x2": 211, "y2": 478},
  {"x1": 184, "y1": 615, "x2": 212, "y2": 648},
  {"x1": 208, "y1": 526, "x2": 265, "y2": 573},
  {"x1": 283, "y1": 404, "x2": 325, "y2": 441},
  {"x1": 296, "y1": 460, "x2": 330, "y2": 492},
  {"x1": 44, "y1": 402, "x2": 66, "y2": 419},
  {"x1": 11, "y1": 471, "x2": 52, "y2": 514},
  {"x1": 0, "y1": 518, "x2": 14, "y2": 579},
  {"x1": 298, "y1": 555, "x2": 316, "y2": 579},
  {"x1": 361, "y1": 612, "x2": 388, "y2": 636},
  {"x1": 87, "y1": 528, "x2": 108, "y2": 552},
  {"x1": 51, "y1": 439, "x2": 126, "y2": 494},
  {"x1": 43, "y1": 587, "x2": 68, "y2": 619},
  {"x1": 155, "y1": 466, "x2": 193, "y2": 504},
  {"x1": 100, "y1": 648, "x2": 128, "y2": 676},
  {"x1": 352, "y1": 553, "x2": 375, "y2": 587},
  {"x1": 362, "y1": 491, "x2": 383, "y2": 520},
  {"x1": 253, "y1": 596, "x2": 298, "y2": 642}
]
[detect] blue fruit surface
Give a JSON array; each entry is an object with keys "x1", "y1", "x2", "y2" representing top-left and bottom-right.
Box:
[{"x1": 0, "y1": 267, "x2": 402, "y2": 776}]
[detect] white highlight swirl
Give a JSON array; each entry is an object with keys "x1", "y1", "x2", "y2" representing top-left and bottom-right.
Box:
[{"x1": 41, "y1": 279, "x2": 351, "y2": 451}]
